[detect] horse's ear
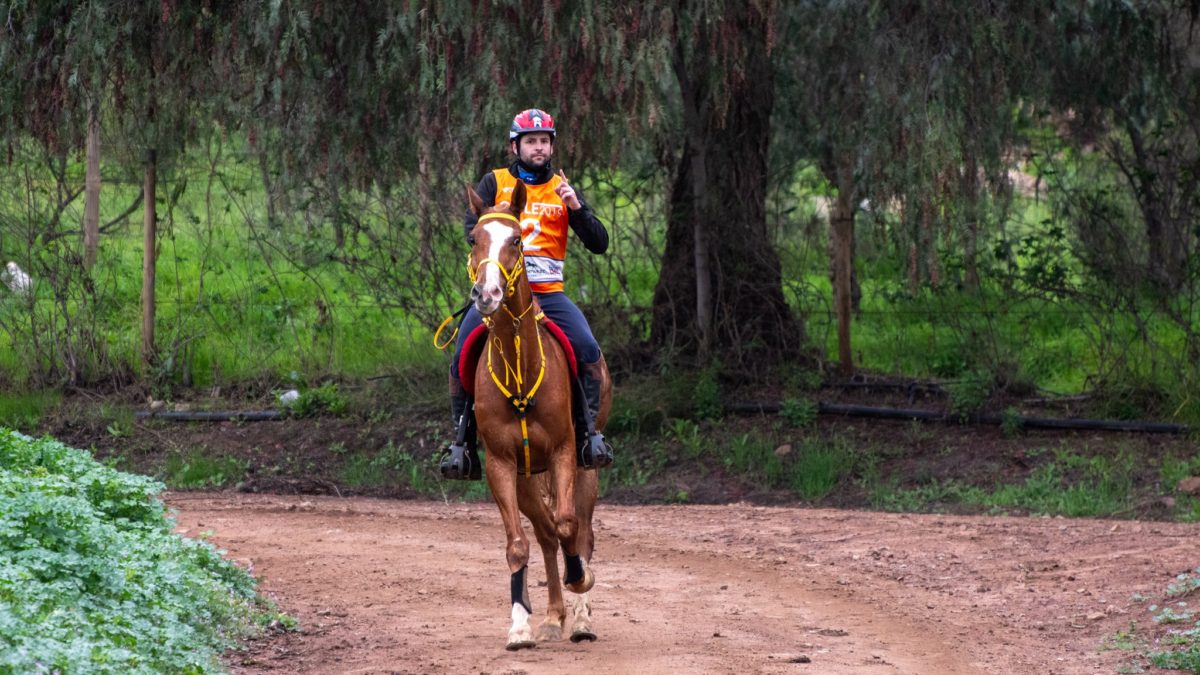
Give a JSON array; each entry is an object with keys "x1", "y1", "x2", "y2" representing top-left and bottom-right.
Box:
[
  {"x1": 509, "y1": 181, "x2": 527, "y2": 217},
  {"x1": 466, "y1": 185, "x2": 488, "y2": 217}
]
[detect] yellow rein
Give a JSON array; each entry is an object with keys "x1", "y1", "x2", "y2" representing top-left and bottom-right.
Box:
[{"x1": 435, "y1": 211, "x2": 546, "y2": 478}]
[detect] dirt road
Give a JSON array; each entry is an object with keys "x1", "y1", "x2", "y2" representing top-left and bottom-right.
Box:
[{"x1": 165, "y1": 493, "x2": 1197, "y2": 674}]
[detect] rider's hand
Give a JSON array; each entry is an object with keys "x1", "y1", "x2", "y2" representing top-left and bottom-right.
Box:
[{"x1": 555, "y1": 170, "x2": 582, "y2": 210}]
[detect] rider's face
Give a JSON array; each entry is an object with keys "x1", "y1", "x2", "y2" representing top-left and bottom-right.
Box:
[{"x1": 513, "y1": 133, "x2": 554, "y2": 168}]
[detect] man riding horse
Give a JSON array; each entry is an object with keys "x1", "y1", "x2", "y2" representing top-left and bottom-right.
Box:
[{"x1": 441, "y1": 108, "x2": 614, "y2": 480}]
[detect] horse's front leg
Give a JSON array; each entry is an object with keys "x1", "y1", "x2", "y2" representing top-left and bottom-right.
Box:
[
  {"x1": 487, "y1": 459, "x2": 536, "y2": 651},
  {"x1": 518, "y1": 476, "x2": 566, "y2": 642},
  {"x1": 550, "y1": 441, "x2": 593, "y2": 594}
]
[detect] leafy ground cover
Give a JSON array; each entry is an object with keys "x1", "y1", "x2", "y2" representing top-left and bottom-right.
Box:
[
  {"x1": 1101, "y1": 567, "x2": 1200, "y2": 674},
  {"x1": 0, "y1": 429, "x2": 278, "y2": 673}
]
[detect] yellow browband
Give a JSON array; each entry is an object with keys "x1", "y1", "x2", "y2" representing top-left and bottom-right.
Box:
[{"x1": 477, "y1": 212, "x2": 519, "y2": 224}]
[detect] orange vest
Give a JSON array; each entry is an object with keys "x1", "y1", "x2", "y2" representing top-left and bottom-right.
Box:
[{"x1": 493, "y1": 169, "x2": 569, "y2": 293}]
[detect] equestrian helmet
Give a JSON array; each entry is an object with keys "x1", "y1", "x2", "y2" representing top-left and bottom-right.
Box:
[{"x1": 509, "y1": 108, "x2": 556, "y2": 141}]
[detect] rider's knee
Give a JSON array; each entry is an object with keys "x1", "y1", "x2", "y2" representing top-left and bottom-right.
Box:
[{"x1": 574, "y1": 339, "x2": 601, "y2": 365}]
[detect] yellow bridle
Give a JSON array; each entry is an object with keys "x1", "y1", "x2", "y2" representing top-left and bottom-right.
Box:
[
  {"x1": 433, "y1": 211, "x2": 547, "y2": 477},
  {"x1": 467, "y1": 213, "x2": 524, "y2": 293},
  {"x1": 433, "y1": 212, "x2": 526, "y2": 349}
]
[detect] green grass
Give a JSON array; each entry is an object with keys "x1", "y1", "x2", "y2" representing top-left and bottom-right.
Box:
[
  {"x1": 986, "y1": 455, "x2": 1134, "y2": 517},
  {"x1": 864, "y1": 448, "x2": 1136, "y2": 517},
  {"x1": 164, "y1": 449, "x2": 249, "y2": 489},
  {"x1": 0, "y1": 147, "x2": 450, "y2": 389},
  {"x1": 786, "y1": 439, "x2": 856, "y2": 500},
  {"x1": 869, "y1": 478, "x2": 987, "y2": 513},
  {"x1": 340, "y1": 442, "x2": 489, "y2": 500},
  {"x1": 0, "y1": 390, "x2": 61, "y2": 430}
]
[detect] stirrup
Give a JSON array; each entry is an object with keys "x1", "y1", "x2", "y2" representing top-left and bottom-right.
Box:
[
  {"x1": 579, "y1": 432, "x2": 614, "y2": 469},
  {"x1": 439, "y1": 441, "x2": 481, "y2": 480}
]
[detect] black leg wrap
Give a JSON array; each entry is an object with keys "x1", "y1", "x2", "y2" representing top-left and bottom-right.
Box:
[
  {"x1": 563, "y1": 553, "x2": 584, "y2": 587},
  {"x1": 511, "y1": 565, "x2": 532, "y2": 614}
]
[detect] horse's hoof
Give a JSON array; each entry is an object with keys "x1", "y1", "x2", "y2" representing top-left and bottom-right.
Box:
[
  {"x1": 570, "y1": 627, "x2": 597, "y2": 643},
  {"x1": 537, "y1": 623, "x2": 563, "y2": 642},
  {"x1": 506, "y1": 639, "x2": 537, "y2": 651},
  {"x1": 564, "y1": 567, "x2": 594, "y2": 594}
]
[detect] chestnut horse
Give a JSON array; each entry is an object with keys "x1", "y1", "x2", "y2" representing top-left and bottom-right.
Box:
[{"x1": 465, "y1": 182, "x2": 612, "y2": 650}]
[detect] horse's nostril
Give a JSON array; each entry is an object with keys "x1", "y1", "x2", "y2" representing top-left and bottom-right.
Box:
[{"x1": 471, "y1": 285, "x2": 481, "y2": 300}]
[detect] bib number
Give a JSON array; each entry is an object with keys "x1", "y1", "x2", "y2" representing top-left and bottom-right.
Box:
[{"x1": 521, "y1": 217, "x2": 543, "y2": 251}]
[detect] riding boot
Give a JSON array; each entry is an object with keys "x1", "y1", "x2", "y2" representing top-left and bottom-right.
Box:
[
  {"x1": 576, "y1": 361, "x2": 614, "y2": 469},
  {"x1": 439, "y1": 379, "x2": 482, "y2": 480}
]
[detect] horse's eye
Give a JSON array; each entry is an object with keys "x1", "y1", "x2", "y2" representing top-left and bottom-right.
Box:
[
  {"x1": 467, "y1": 235, "x2": 476, "y2": 246},
  {"x1": 510, "y1": 236, "x2": 521, "y2": 247}
]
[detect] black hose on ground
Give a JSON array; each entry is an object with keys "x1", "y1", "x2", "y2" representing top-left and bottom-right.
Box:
[
  {"x1": 726, "y1": 401, "x2": 1190, "y2": 435},
  {"x1": 135, "y1": 410, "x2": 285, "y2": 421}
]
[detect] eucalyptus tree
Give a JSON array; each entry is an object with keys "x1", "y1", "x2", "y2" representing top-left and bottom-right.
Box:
[
  {"x1": 241, "y1": 0, "x2": 803, "y2": 370},
  {"x1": 773, "y1": 0, "x2": 1044, "y2": 375},
  {"x1": 1040, "y1": 0, "x2": 1200, "y2": 297},
  {"x1": 1, "y1": 0, "x2": 236, "y2": 377}
]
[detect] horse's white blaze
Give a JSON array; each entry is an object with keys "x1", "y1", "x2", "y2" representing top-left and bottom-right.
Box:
[{"x1": 480, "y1": 221, "x2": 512, "y2": 305}]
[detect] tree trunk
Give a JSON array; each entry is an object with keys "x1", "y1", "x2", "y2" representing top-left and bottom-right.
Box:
[
  {"x1": 921, "y1": 194, "x2": 939, "y2": 288},
  {"x1": 831, "y1": 162, "x2": 855, "y2": 377},
  {"x1": 1125, "y1": 120, "x2": 1186, "y2": 292},
  {"x1": 142, "y1": 148, "x2": 157, "y2": 373},
  {"x1": 83, "y1": 102, "x2": 101, "y2": 269},
  {"x1": 650, "y1": 5, "x2": 802, "y2": 368},
  {"x1": 678, "y1": 57, "x2": 714, "y2": 355},
  {"x1": 961, "y1": 155, "x2": 980, "y2": 291},
  {"x1": 416, "y1": 133, "x2": 434, "y2": 266}
]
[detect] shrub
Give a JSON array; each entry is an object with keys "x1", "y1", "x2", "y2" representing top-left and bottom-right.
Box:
[
  {"x1": 780, "y1": 398, "x2": 818, "y2": 428},
  {"x1": 1000, "y1": 406, "x2": 1024, "y2": 438},
  {"x1": 289, "y1": 383, "x2": 348, "y2": 417},
  {"x1": 947, "y1": 373, "x2": 991, "y2": 421},
  {"x1": 693, "y1": 363, "x2": 722, "y2": 420}
]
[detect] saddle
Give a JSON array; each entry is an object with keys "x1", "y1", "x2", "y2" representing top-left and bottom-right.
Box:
[{"x1": 458, "y1": 320, "x2": 579, "y2": 397}]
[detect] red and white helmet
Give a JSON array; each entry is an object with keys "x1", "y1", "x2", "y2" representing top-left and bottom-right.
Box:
[{"x1": 509, "y1": 108, "x2": 556, "y2": 141}]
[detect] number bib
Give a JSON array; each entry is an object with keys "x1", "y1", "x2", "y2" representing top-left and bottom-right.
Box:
[{"x1": 493, "y1": 169, "x2": 570, "y2": 293}]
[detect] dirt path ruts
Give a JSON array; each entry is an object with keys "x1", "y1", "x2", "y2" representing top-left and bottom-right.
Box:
[{"x1": 165, "y1": 493, "x2": 1197, "y2": 674}]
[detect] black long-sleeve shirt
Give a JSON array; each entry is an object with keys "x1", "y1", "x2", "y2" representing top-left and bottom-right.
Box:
[{"x1": 462, "y1": 161, "x2": 609, "y2": 254}]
